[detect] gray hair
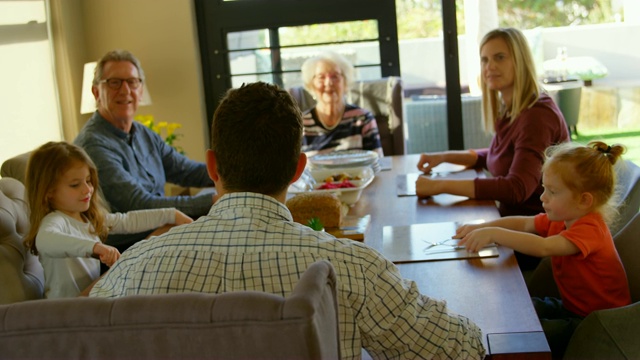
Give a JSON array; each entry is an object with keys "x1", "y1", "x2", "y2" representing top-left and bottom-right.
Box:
[
  {"x1": 300, "y1": 51, "x2": 354, "y2": 94},
  {"x1": 93, "y1": 49, "x2": 145, "y2": 85}
]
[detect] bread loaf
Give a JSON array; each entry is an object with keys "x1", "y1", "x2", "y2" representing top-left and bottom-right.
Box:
[{"x1": 286, "y1": 192, "x2": 346, "y2": 228}]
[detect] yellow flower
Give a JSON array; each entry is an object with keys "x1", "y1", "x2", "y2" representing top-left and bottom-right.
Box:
[
  {"x1": 134, "y1": 114, "x2": 154, "y2": 129},
  {"x1": 135, "y1": 114, "x2": 185, "y2": 154},
  {"x1": 166, "y1": 123, "x2": 182, "y2": 136}
]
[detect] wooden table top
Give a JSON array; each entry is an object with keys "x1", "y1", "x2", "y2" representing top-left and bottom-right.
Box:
[{"x1": 350, "y1": 154, "x2": 550, "y2": 359}]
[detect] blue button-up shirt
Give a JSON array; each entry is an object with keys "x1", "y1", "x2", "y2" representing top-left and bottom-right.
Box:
[{"x1": 74, "y1": 112, "x2": 214, "y2": 217}]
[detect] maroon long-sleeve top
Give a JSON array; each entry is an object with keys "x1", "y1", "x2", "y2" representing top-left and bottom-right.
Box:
[{"x1": 474, "y1": 94, "x2": 570, "y2": 216}]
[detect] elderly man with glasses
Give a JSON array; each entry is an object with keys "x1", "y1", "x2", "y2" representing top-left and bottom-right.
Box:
[{"x1": 74, "y1": 49, "x2": 214, "y2": 253}]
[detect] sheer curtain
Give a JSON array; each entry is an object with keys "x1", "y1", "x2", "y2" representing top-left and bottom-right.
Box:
[
  {"x1": 49, "y1": 0, "x2": 85, "y2": 143},
  {"x1": 0, "y1": 0, "x2": 62, "y2": 166}
]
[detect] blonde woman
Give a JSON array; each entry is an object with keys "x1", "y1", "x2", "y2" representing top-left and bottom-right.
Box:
[{"x1": 416, "y1": 28, "x2": 570, "y2": 218}]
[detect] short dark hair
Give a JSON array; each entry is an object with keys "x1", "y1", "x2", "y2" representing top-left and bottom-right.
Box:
[{"x1": 211, "y1": 82, "x2": 303, "y2": 195}]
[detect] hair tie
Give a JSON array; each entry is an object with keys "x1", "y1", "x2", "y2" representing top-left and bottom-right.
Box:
[{"x1": 597, "y1": 145, "x2": 611, "y2": 155}]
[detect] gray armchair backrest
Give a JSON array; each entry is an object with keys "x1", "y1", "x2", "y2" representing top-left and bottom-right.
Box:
[
  {"x1": 0, "y1": 178, "x2": 44, "y2": 304},
  {"x1": 611, "y1": 159, "x2": 640, "y2": 236},
  {"x1": 289, "y1": 77, "x2": 405, "y2": 156},
  {"x1": 0, "y1": 260, "x2": 340, "y2": 359},
  {"x1": 564, "y1": 301, "x2": 640, "y2": 360},
  {"x1": 1, "y1": 151, "x2": 31, "y2": 184},
  {"x1": 612, "y1": 212, "x2": 640, "y2": 303}
]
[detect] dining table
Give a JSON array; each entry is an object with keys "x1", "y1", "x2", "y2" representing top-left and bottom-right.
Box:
[{"x1": 349, "y1": 154, "x2": 551, "y2": 359}]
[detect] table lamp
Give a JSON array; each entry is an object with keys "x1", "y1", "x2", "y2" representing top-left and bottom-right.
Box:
[{"x1": 80, "y1": 61, "x2": 152, "y2": 114}]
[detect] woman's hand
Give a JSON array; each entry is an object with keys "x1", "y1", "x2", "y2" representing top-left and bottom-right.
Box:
[
  {"x1": 175, "y1": 210, "x2": 194, "y2": 225},
  {"x1": 415, "y1": 176, "x2": 441, "y2": 197},
  {"x1": 416, "y1": 153, "x2": 443, "y2": 173},
  {"x1": 93, "y1": 243, "x2": 120, "y2": 267}
]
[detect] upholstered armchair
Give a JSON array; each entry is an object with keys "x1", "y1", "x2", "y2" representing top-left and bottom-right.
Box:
[
  {"x1": 0, "y1": 260, "x2": 340, "y2": 359},
  {"x1": 0, "y1": 177, "x2": 44, "y2": 304}
]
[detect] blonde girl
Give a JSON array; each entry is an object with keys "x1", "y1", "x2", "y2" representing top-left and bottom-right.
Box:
[
  {"x1": 454, "y1": 140, "x2": 631, "y2": 357},
  {"x1": 24, "y1": 142, "x2": 192, "y2": 298}
]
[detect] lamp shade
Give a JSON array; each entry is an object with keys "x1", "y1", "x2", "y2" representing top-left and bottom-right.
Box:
[{"x1": 80, "y1": 61, "x2": 152, "y2": 114}]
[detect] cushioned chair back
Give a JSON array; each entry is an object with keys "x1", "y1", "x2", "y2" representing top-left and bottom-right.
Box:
[
  {"x1": 1, "y1": 151, "x2": 31, "y2": 184},
  {"x1": 0, "y1": 178, "x2": 44, "y2": 304},
  {"x1": 611, "y1": 159, "x2": 640, "y2": 237},
  {"x1": 0, "y1": 260, "x2": 340, "y2": 359},
  {"x1": 612, "y1": 212, "x2": 640, "y2": 303},
  {"x1": 564, "y1": 301, "x2": 640, "y2": 360},
  {"x1": 289, "y1": 77, "x2": 405, "y2": 156}
]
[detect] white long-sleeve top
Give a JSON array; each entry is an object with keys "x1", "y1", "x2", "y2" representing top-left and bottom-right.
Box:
[{"x1": 36, "y1": 208, "x2": 176, "y2": 299}]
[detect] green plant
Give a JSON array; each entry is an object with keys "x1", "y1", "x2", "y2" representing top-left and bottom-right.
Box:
[
  {"x1": 307, "y1": 217, "x2": 324, "y2": 231},
  {"x1": 135, "y1": 114, "x2": 185, "y2": 154}
]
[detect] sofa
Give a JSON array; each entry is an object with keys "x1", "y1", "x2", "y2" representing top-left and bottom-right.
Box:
[{"x1": 0, "y1": 260, "x2": 340, "y2": 359}]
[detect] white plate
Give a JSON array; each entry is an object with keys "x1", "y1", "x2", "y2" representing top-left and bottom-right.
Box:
[
  {"x1": 288, "y1": 166, "x2": 375, "y2": 205},
  {"x1": 308, "y1": 150, "x2": 379, "y2": 169}
]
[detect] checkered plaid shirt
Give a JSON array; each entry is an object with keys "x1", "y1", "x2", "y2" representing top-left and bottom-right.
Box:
[{"x1": 91, "y1": 192, "x2": 485, "y2": 359}]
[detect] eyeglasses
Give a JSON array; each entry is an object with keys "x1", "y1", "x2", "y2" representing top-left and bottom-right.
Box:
[
  {"x1": 313, "y1": 72, "x2": 343, "y2": 83},
  {"x1": 99, "y1": 78, "x2": 143, "y2": 90}
]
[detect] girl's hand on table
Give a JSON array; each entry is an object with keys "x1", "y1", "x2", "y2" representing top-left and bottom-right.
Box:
[{"x1": 456, "y1": 227, "x2": 498, "y2": 253}]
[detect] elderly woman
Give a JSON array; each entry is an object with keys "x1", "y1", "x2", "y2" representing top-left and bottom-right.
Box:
[{"x1": 300, "y1": 51, "x2": 384, "y2": 156}]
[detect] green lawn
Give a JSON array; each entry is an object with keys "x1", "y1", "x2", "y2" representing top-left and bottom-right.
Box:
[{"x1": 573, "y1": 127, "x2": 640, "y2": 166}]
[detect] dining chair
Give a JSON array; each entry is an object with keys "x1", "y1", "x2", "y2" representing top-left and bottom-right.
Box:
[
  {"x1": 563, "y1": 212, "x2": 640, "y2": 359},
  {"x1": 288, "y1": 77, "x2": 405, "y2": 156}
]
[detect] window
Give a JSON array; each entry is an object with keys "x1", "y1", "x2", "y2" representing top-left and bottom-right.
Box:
[
  {"x1": 0, "y1": 0, "x2": 62, "y2": 165},
  {"x1": 194, "y1": 0, "x2": 400, "y2": 124},
  {"x1": 226, "y1": 20, "x2": 383, "y2": 90}
]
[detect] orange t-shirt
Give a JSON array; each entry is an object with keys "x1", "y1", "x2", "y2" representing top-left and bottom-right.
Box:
[{"x1": 534, "y1": 212, "x2": 631, "y2": 317}]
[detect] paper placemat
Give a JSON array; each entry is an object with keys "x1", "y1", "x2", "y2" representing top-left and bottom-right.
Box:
[
  {"x1": 381, "y1": 220, "x2": 498, "y2": 263},
  {"x1": 378, "y1": 156, "x2": 392, "y2": 171},
  {"x1": 396, "y1": 167, "x2": 478, "y2": 197}
]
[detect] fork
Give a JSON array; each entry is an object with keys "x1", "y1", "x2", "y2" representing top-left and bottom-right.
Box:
[{"x1": 423, "y1": 239, "x2": 464, "y2": 251}]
